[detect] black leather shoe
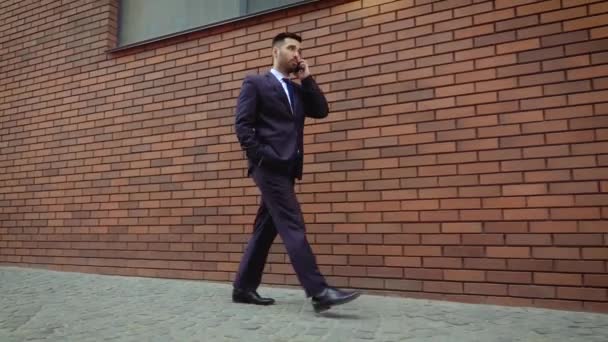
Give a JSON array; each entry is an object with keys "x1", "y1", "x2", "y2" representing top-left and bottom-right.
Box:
[
  {"x1": 232, "y1": 288, "x2": 275, "y2": 306},
  {"x1": 311, "y1": 287, "x2": 361, "y2": 313}
]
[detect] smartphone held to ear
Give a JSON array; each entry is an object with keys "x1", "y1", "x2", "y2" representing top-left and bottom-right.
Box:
[{"x1": 294, "y1": 62, "x2": 304, "y2": 74}]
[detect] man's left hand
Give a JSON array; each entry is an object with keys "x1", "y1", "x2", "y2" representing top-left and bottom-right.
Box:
[{"x1": 294, "y1": 59, "x2": 311, "y2": 80}]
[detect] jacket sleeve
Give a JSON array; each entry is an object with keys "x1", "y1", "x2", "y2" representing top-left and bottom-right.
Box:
[
  {"x1": 301, "y1": 76, "x2": 329, "y2": 119},
  {"x1": 234, "y1": 76, "x2": 262, "y2": 161}
]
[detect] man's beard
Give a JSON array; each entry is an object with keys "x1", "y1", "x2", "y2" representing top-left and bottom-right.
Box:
[{"x1": 280, "y1": 53, "x2": 297, "y2": 73}]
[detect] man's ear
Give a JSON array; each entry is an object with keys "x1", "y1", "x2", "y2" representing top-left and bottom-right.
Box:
[{"x1": 272, "y1": 46, "x2": 278, "y2": 60}]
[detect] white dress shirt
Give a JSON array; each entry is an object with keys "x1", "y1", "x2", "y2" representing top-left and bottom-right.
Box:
[{"x1": 270, "y1": 68, "x2": 293, "y2": 113}]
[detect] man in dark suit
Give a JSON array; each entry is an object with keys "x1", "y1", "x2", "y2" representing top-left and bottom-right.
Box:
[{"x1": 233, "y1": 32, "x2": 360, "y2": 313}]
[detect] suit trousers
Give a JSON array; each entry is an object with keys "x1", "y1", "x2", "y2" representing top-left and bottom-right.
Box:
[{"x1": 233, "y1": 164, "x2": 327, "y2": 297}]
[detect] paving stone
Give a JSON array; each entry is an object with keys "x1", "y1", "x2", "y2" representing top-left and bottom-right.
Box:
[{"x1": 1, "y1": 266, "x2": 607, "y2": 341}]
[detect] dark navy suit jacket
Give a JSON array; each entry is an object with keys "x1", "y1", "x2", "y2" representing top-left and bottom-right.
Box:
[{"x1": 234, "y1": 71, "x2": 329, "y2": 180}]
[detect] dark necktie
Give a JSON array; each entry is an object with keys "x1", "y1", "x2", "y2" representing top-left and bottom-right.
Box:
[{"x1": 282, "y1": 78, "x2": 295, "y2": 114}]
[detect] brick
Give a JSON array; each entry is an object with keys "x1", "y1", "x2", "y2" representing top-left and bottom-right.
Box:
[
  {"x1": 380, "y1": 0, "x2": 415, "y2": 13},
  {"x1": 416, "y1": 9, "x2": 453, "y2": 26},
  {"x1": 518, "y1": 46, "x2": 564, "y2": 63},
  {"x1": 556, "y1": 260, "x2": 606, "y2": 273},
  {"x1": 424, "y1": 257, "x2": 463, "y2": 268},
  {"x1": 557, "y1": 287, "x2": 607, "y2": 301},
  {"x1": 506, "y1": 234, "x2": 552, "y2": 245},
  {"x1": 476, "y1": 78, "x2": 518, "y2": 92},
  {"x1": 474, "y1": 31, "x2": 516, "y2": 47},
  {"x1": 517, "y1": 0, "x2": 561, "y2": 15},
  {"x1": 542, "y1": 31, "x2": 590, "y2": 47},
  {"x1": 420, "y1": 210, "x2": 459, "y2": 221},
  {"x1": 422, "y1": 234, "x2": 461, "y2": 245},
  {"x1": 509, "y1": 284, "x2": 556, "y2": 298},
  {"x1": 503, "y1": 184, "x2": 547, "y2": 196},
  {"x1": 435, "y1": 16, "x2": 473, "y2": 33},
  {"x1": 462, "y1": 234, "x2": 505, "y2": 245},
  {"x1": 403, "y1": 246, "x2": 442, "y2": 256},
  {"x1": 454, "y1": 1, "x2": 493, "y2": 16},
  {"x1": 569, "y1": 90, "x2": 608, "y2": 105},
  {"x1": 572, "y1": 142, "x2": 608, "y2": 155},
  {"x1": 474, "y1": 8, "x2": 515, "y2": 25},
  {"x1": 590, "y1": 2, "x2": 608, "y2": 14},
  {"x1": 415, "y1": 31, "x2": 453, "y2": 47},
  {"x1": 444, "y1": 270, "x2": 485, "y2": 282},
  {"x1": 496, "y1": 15, "x2": 539, "y2": 32},
  {"x1": 437, "y1": 128, "x2": 476, "y2": 141},
  {"x1": 397, "y1": 4, "x2": 432, "y2": 19},
  {"x1": 417, "y1": 97, "x2": 457, "y2": 111},
  {"x1": 444, "y1": 246, "x2": 485, "y2": 257},
  {"x1": 554, "y1": 233, "x2": 603, "y2": 246},
  {"x1": 418, "y1": 75, "x2": 456, "y2": 90},
  {"x1": 464, "y1": 283, "x2": 508, "y2": 296},
  {"x1": 501, "y1": 159, "x2": 545, "y2": 172},
  {"x1": 477, "y1": 102, "x2": 520, "y2": 117},
  {"x1": 498, "y1": 38, "x2": 541, "y2": 55},
  {"x1": 543, "y1": 55, "x2": 590, "y2": 72},
  {"x1": 550, "y1": 182, "x2": 599, "y2": 194},
  {"x1": 591, "y1": 26, "x2": 608, "y2": 39},
  {"x1": 528, "y1": 196, "x2": 574, "y2": 207},
  {"x1": 551, "y1": 207, "x2": 601, "y2": 219},
  {"x1": 544, "y1": 81, "x2": 592, "y2": 95},
  {"x1": 498, "y1": 62, "x2": 541, "y2": 78},
  {"x1": 579, "y1": 221, "x2": 608, "y2": 233},
  {"x1": 508, "y1": 259, "x2": 554, "y2": 272},
  {"x1": 566, "y1": 38, "x2": 608, "y2": 56},
  {"x1": 517, "y1": 23, "x2": 562, "y2": 39},
  {"x1": 455, "y1": 24, "x2": 495, "y2": 40},
  {"x1": 486, "y1": 246, "x2": 530, "y2": 258},
  {"x1": 417, "y1": 53, "x2": 455, "y2": 68},
  {"x1": 504, "y1": 208, "x2": 549, "y2": 220},
  {"x1": 541, "y1": 6, "x2": 587, "y2": 23},
  {"x1": 495, "y1": 0, "x2": 537, "y2": 9},
  {"x1": 534, "y1": 247, "x2": 581, "y2": 259},
  {"x1": 545, "y1": 105, "x2": 593, "y2": 121},
  {"x1": 480, "y1": 172, "x2": 523, "y2": 184},
  {"x1": 424, "y1": 281, "x2": 463, "y2": 294},
  {"x1": 442, "y1": 222, "x2": 482, "y2": 233},
  {"x1": 520, "y1": 71, "x2": 566, "y2": 87},
  {"x1": 567, "y1": 64, "x2": 608, "y2": 80},
  {"x1": 523, "y1": 145, "x2": 569, "y2": 158},
  {"x1": 483, "y1": 197, "x2": 526, "y2": 208},
  {"x1": 582, "y1": 248, "x2": 608, "y2": 260},
  {"x1": 535, "y1": 273, "x2": 582, "y2": 286},
  {"x1": 499, "y1": 86, "x2": 543, "y2": 101},
  {"x1": 456, "y1": 92, "x2": 497, "y2": 106},
  {"x1": 585, "y1": 274, "x2": 608, "y2": 287},
  {"x1": 459, "y1": 162, "x2": 500, "y2": 174},
  {"x1": 488, "y1": 271, "x2": 532, "y2": 284},
  {"x1": 398, "y1": 66, "x2": 434, "y2": 81},
  {"x1": 564, "y1": 14, "x2": 608, "y2": 31},
  {"x1": 475, "y1": 147, "x2": 524, "y2": 163},
  {"x1": 461, "y1": 209, "x2": 503, "y2": 220},
  {"x1": 436, "y1": 83, "x2": 475, "y2": 97},
  {"x1": 436, "y1": 61, "x2": 475, "y2": 76}
]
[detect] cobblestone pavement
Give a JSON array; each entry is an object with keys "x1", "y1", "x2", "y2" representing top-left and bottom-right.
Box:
[{"x1": 1, "y1": 266, "x2": 607, "y2": 341}]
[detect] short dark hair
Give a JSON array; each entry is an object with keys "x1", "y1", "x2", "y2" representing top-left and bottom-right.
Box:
[{"x1": 272, "y1": 32, "x2": 302, "y2": 46}]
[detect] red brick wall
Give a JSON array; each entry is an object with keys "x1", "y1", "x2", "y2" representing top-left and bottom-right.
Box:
[{"x1": 1, "y1": 0, "x2": 607, "y2": 313}]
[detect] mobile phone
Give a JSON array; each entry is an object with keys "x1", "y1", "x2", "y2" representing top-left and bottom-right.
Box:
[{"x1": 294, "y1": 62, "x2": 304, "y2": 74}]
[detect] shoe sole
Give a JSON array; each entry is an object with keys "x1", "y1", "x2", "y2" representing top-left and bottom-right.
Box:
[
  {"x1": 313, "y1": 292, "x2": 361, "y2": 313},
  {"x1": 232, "y1": 298, "x2": 275, "y2": 306}
]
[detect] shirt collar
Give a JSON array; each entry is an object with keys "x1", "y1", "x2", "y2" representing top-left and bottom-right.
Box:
[{"x1": 270, "y1": 68, "x2": 289, "y2": 82}]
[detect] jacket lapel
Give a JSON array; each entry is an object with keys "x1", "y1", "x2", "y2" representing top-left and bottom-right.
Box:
[{"x1": 265, "y1": 72, "x2": 294, "y2": 118}]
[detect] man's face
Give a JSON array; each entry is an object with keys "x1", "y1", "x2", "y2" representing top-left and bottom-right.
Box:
[{"x1": 274, "y1": 38, "x2": 302, "y2": 73}]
